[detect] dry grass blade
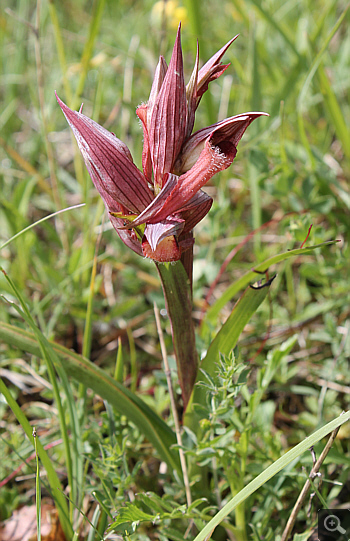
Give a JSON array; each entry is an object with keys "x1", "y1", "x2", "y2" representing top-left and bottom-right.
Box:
[{"x1": 281, "y1": 424, "x2": 342, "y2": 541}]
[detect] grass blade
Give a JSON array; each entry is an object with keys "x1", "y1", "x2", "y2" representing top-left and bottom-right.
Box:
[
  {"x1": 297, "y1": 4, "x2": 349, "y2": 114},
  {"x1": 48, "y1": 0, "x2": 72, "y2": 104},
  {"x1": 202, "y1": 241, "x2": 337, "y2": 328},
  {"x1": 249, "y1": 0, "x2": 299, "y2": 58},
  {"x1": 0, "y1": 321, "x2": 180, "y2": 474},
  {"x1": 193, "y1": 410, "x2": 350, "y2": 541},
  {"x1": 33, "y1": 428, "x2": 41, "y2": 541},
  {"x1": 0, "y1": 204, "x2": 85, "y2": 252},
  {"x1": 316, "y1": 62, "x2": 350, "y2": 161},
  {"x1": 114, "y1": 337, "x2": 124, "y2": 383},
  {"x1": 185, "y1": 279, "x2": 272, "y2": 430}
]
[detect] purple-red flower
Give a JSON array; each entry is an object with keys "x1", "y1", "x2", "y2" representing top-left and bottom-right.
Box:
[{"x1": 57, "y1": 25, "x2": 267, "y2": 262}]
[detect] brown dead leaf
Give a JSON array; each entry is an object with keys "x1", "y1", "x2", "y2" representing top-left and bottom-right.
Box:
[{"x1": 0, "y1": 504, "x2": 66, "y2": 541}]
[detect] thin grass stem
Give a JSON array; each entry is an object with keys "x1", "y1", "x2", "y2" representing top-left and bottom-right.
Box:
[
  {"x1": 33, "y1": 427, "x2": 42, "y2": 541},
  {"x1": 82, "y1": 214, "x2": 104, "y2": 361},
  {"x1": 281, "y1": 426, "x2": 341, "y2": 541},
  {"x1": 153, "y1": 302, "x2": 192, "y2": 509},
  {"x1": 0, "y1": 204, "x2": 85, "y2": 251},
  {"x1": 114, "y1": 337, "x2": 124, "y2": 383}
]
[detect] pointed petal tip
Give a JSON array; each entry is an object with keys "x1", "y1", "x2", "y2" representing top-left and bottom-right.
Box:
[
  {"x1": 246, "y1": 111, "x2": 270, "y2": 118},
  {"x1": 55, "y1": 92, "x2": 69, "y2": 114},
  {"x1": 55, "y1": 91, "x2": 63, "y2": 105},
  {"x1": 232, "y1": 111, "x2": 269, "y2": 121},
  {"x1": 176, "y1": 21, "x2": 182, "y2": 39},
  {"x1": 148, "y1": 22, "x2": 186, "y2": 188},
  {"x1": 228, "y1": 34, "x2": 240, "y2": 46}
]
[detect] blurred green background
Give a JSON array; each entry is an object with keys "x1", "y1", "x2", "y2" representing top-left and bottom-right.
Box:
[{"x1": 0, "y1": 0, "x2": 349, "y2": 537}]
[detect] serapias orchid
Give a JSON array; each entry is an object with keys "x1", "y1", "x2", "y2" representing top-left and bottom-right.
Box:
[{"x1": 56, "y1": 25, "x2": 267, "y2": 263}]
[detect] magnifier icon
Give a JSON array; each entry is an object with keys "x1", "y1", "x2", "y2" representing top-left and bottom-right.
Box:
[{"x1": 324, "y1": 514, "x2": 347, "y2": 536}]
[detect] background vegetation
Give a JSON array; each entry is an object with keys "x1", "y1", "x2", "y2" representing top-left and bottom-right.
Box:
[{"x1": 0, "y1": 0, "x2": 349, "y2": 540}]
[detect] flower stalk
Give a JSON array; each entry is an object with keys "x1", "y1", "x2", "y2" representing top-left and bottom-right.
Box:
[{"x1": 156, "y1": 260, "x2": 197, "y2": 409}]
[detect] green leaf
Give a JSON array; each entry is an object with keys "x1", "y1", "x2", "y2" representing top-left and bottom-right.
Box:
[
  {"x1": 202, "y1": 241, "x2": 336, "y2": 328},
  {"x1": 109, "y1": 504, "x2": 154, "y2": 527},
  {"x1": 202, "y1": 283, "x2": 271, "y2": 373},
  {"x1": 0, "y1": 321, "x2": 180, "y2": 474},
  {"x1": 137, "y1": 492, "x2": 174, "y2": 513},
  {"x1": 34, "y1": 429, "x2": 42, "y2": 541},
  {"x1": 160, "y1": 527, "x2": 190, "y2": 541},
  {"x1": 193, "y1": 410, "x2": 350, "y2": 541},
  {"x1": 185, "y1": 279, "x2": 272, "y2": 429},
  {"x1": 156, "y1": 261, "x2": 198, "y2": 409}
]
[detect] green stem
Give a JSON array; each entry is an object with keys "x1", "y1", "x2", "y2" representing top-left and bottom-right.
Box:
[
  {"x1": 233, "y1": 503, "x2": 247, "y2": 541},
  {"x1": 156, "y1": 260, "x2": 198, "y2": 409}
]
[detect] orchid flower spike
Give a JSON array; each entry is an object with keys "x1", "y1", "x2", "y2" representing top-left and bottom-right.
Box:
[{"x1": 57, "y1": 25, "x2": 268, "y2": 262}]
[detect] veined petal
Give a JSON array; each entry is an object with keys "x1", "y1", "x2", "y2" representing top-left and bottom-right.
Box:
[
  {"x1": 144, "y1": 216, "x2": 185, "y2": 251},
  {"x1": 149, "y1": 23, "x2": 187, "y2": 189},
  {"x1": 209, "y1": 112, "x2": 269, "y2": 146},
  {"x1": 87, "y1": 179, "x2": 143, "y2": 256},
  {"x1": 195, "y1": 35, "x2": 239, "y2": 105},
  {"x1": 174, "y1": 112, "x2": 269, "y2": 174},
  {"x1": 136, "y1": 104, "x2": 153, "y2": 183},
  {"x1": 147, "y1": 55, "x2": 168, "y2": 129},
  {"x1": 130, "y1": 173, "x2": 178, "y2": 227},
  {"x1": 178, "y1": 232, "x2": 195, "y2": 252},
  {"x1": 133, "y1": 185, "x2": 212, "y2": 241},
  {"x1": 136, "y1": 57, "x2": 168, "y2": 183},
  {"x1": 56, "y1": 93, "x2": 153, "y2": 214},
  {"x1": 148, "y1": 140, "x2": 236, "y2": 222},
  {"x1": 176, "y1": 190, "x2": 213, "y2": 233},
  {"x1": 186, "y1": 41, "x2": 199, "y2": 138},
  {"x1": 150, "y1": 112, "x2": 268, "y2": 220}
]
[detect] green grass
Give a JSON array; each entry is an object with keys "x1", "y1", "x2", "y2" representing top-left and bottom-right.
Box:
[{"x1": 1, "y1": 1, "x2": 350, "y2": 540}]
